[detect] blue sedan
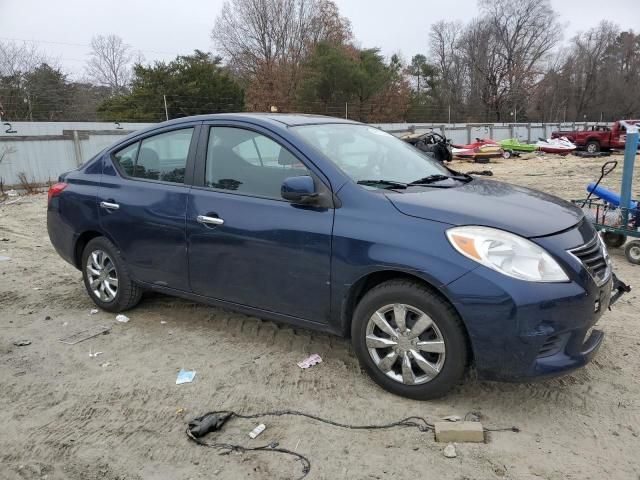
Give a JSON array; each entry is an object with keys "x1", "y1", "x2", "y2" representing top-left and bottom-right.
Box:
[{"x1": 47, "y1": 114, "x2": 628, "y2": 398}]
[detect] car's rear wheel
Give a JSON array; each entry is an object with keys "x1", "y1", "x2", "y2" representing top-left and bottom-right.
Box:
[
  {"x1": 586, "y1": 140, "x2": 600, "y2": 153},
  {"x1": 81, "y1": 237, "x2": 142, "y2": 312},
  {"x1": 351, "y1": 280, "x2": 468, "y2": 399}
]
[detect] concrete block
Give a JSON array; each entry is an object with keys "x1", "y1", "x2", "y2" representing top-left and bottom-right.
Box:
[{"x1": 434, "y1": 421, "x2": 484, "y2": 443}]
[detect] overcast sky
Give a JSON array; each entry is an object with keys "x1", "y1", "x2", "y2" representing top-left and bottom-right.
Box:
[{"x1": 1, "y1": 0, "x2": 639, "y2": 79}]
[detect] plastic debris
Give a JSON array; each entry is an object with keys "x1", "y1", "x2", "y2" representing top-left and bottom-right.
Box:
[
  {"x1": 101, "y1": 362, "x2": 111, "y2": 368},
  {"x1": 443, "y1": 415, "x2": 462, "y2": 422},
  {"x1": 90, "y1": 308, "x2": 99, "y2": 315},
  {"x1": 176, "y1": 369, "x2": 196, "y2": 384},
  {"x1": 89, "y1": 348, "x2": 103, "y2": 358},
  {"x1": 249, "y1": 424, "x2": 266, "y2": 439},
  {"x1": 32, "y1": 287, "x2": 42, "y2": 291},
  {"x1": 443, "y1": 443, "x2": 457, "y2": 458},
  {"x1": 297, "y1": 353, "x2": 322, "y2": 369},
  {"x1": 0, "y1": 256, "x2": 10, "y2": 262},
  {"x1": 116, "y1": 314, "x2": 130, "y2": 323},
  {"x1": 59, "y1": 325, "x2": 110, "y2": 345},
  {"x1": 465, "y1": 411, "x2": 482, "y2": 422},
  {"x1": 160, "y1": 320, "x2": 167, "y2": 324},
  {"x1": 13, "y1": 340, "x2": 31, "y2": 347},
  {"x1": 7, "y1": 189, "x2": 18, "y2": 197}
]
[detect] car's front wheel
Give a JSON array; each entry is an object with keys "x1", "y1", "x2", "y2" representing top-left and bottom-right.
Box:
[
  {"x1": 351, "y1": 280, "x2": 468, "y2": 399},
  {"x1": 81, "y1": 236, "x2": 142, "y2": 312}
]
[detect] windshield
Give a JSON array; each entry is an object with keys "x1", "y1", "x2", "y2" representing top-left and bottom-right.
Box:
[{"x1": 291, "y1": 123, "x2": 450, "y2": 186}]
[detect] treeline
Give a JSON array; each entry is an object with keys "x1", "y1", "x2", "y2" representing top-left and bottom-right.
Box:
[{"x1": 0, "y1": 0, "x2": 639, "y2": 124}]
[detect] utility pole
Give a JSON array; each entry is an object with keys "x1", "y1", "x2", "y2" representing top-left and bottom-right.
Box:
[
  {"x1": 448, "y1": 105, "x2": 451, "y2": 124},
  {"x1": 163, "y1": 95, "x2": 169, "y2": 121},
  {"x1": 345, "y1": 102, "x2": 348, "y2": 120}
]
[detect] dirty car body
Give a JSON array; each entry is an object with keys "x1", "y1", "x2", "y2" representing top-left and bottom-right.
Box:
[{"x1": 47, "y1": 114, "x2": 628, "y2": 398}]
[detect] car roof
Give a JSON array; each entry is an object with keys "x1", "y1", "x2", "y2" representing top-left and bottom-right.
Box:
[
  {"x1": 104, "y1": 113, "x2": 363, "y2": 157},
  {"x1": 153, "y1": 112, "x2": 360, "y2": 128}
]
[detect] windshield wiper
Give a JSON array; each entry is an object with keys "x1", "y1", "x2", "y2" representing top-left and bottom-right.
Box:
[
  {"x1": 357, "y1": 179, "x2": 407, "y2": 190},
  {"x1": 409, "y1": 173, "x2": 472, "y2": 186}
]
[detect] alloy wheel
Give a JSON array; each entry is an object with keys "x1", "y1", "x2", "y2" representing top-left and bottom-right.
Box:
[
  {"x1": 365, "y1": 304, "x2": 446, "y2": 385},
  {"x1": 86, "y1": 249, "x2": 118, "y2": 302}
]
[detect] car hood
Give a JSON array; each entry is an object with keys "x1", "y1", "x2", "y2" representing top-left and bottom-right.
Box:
[{"x1": 385, "y1": 179, "x2": 584, "y2": 238}]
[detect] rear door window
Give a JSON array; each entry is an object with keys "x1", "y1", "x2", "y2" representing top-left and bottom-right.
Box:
[{"x1": 112, "y1": 128, "x2": 194, "y2": 184}]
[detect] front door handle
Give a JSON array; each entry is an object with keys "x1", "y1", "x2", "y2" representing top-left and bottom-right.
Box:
[
  {"x1": 197, "y1": 215, "x2": 224, "y2": 226},
  {"x1": 100, "y1": 201, "x2": 120, "y2": 210}
]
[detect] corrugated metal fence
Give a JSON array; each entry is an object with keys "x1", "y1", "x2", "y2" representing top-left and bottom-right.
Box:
[
  {"x1": 0, "y1": 120, "x2": 585, "y2": 188},
  {"x1": 0, "y1": 121, "x2": 152, "y2": 187}
]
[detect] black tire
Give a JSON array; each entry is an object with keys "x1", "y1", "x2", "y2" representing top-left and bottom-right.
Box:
[
  {"x1": 81, "y1": 236, "x2": 142, "y2": 312},
  {"x1": 602, "y1": 232, "x2": 627, "y2": 249},
  {"x1": 624, "y1": 240, "x2": 640, "y2": 265},
  {"x1": 351, "y1": 280, "x2": 468, "y2": 400},
  {"x1": 502, "y1": 150, "x2": 512, "y2": 159},
  {"x1": 586, "y1": 140, "x2": 600, "y2": 153}
]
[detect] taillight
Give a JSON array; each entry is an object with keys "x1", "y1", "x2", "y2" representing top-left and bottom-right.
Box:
[{"x1": 48, "y1": 182, "x2": 67, "y2": 204}]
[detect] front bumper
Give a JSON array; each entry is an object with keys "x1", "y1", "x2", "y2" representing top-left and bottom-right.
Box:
[{"x1": 443, "y1": 225, "x2": 630, "y2": 382}]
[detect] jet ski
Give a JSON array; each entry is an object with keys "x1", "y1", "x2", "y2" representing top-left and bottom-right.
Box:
[
  {"x1": 452, "y1": 138, "x2": 502, "y2": 161},
  {"x1": 536, "y1": 137, "x2": 576, "y2": 155},
  {"x1": 500, "y1": 138, "x2": 537, "y2": 156}
]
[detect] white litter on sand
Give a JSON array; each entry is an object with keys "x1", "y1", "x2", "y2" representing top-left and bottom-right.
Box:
[
  {"x1": 248, "y1": 424, "x2": 266, "y2": 439},
  {"x1": 297, "y1": 353, "x2": 322, "y2": 369}
]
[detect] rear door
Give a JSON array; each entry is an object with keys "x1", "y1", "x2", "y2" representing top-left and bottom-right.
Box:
[
  {"x1": 98, "y1": 123, "x2": 200, "y2": 291},
  {"x1": 186, "y1": 123, "x2": 334, "y2": 323}
]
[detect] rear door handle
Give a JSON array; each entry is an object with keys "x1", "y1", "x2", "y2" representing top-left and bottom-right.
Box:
[
  {"x1": 100, "y1": 201, "x2": 120, "y2": 210},
  {"x1": 197, "y1": 215, "x2": 224, "y2": 226}
]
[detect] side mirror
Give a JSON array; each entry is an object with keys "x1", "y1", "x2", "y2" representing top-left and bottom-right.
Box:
[{"x1": 281, "y1": 175, "x2": 318, "y2": 204}]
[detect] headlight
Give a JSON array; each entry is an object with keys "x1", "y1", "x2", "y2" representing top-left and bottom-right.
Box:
[{"x1": 446, "y1": 226, "x2": 569, "y2": 282}]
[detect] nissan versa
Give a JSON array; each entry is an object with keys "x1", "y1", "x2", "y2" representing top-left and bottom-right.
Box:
[{"x1": 47, "y1": 114, "x2": 629, "y2": 399}]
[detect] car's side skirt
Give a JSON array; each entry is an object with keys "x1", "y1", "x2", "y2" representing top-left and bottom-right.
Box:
[{"x1": 136, "y1": 281, "x2": 341, "y2": 336}]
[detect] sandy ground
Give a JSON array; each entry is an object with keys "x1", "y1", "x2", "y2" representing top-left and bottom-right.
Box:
[{"x1": 1, "y1": 153, "x2": 640, "y2": 480}]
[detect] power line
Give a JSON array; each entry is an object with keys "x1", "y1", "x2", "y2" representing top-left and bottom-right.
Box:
[{"x1": 0, "y1": 36, "x2": 185, "y2": 57}]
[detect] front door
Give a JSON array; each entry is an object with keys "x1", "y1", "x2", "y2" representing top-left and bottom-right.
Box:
[
  {"x1": 186, "y1": 125, "x2": 334, "y2": 323},
  {"x1": 98, "y1": 125, "x2": 199, "y2": 291}
]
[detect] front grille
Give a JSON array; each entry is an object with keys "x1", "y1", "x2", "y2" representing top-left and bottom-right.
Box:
[
  {"x1": 537, "y1": 334, "x2": 563, "y2": 358},
  {"x1": 570, "y1": 236, "x2": 609, "y2": 285}
]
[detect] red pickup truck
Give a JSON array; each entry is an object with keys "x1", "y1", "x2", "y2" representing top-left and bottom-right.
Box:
[{"x1": 552, "y1": 120, "x2": 639, "y2": 153}]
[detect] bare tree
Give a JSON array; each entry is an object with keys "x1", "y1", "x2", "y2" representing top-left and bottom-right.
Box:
[
  {"x1": 570, "y1": 21, "x2": 619, "y2": 118},
  {"x1": 477, "y1": 0, "x2": 562, "y2": 118},
  {"x1": 212, "y1": 0, "x2": 351, "y2": 109},
  {"x1": 429, "y1": 20, "x2": 467, "y2": 118},
  {"x1": 85, "y1": 35, "x2": 134, "y2": 93},
  {"x1": 0, "y1": 41, "x2": 48, "y2": 77}
]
